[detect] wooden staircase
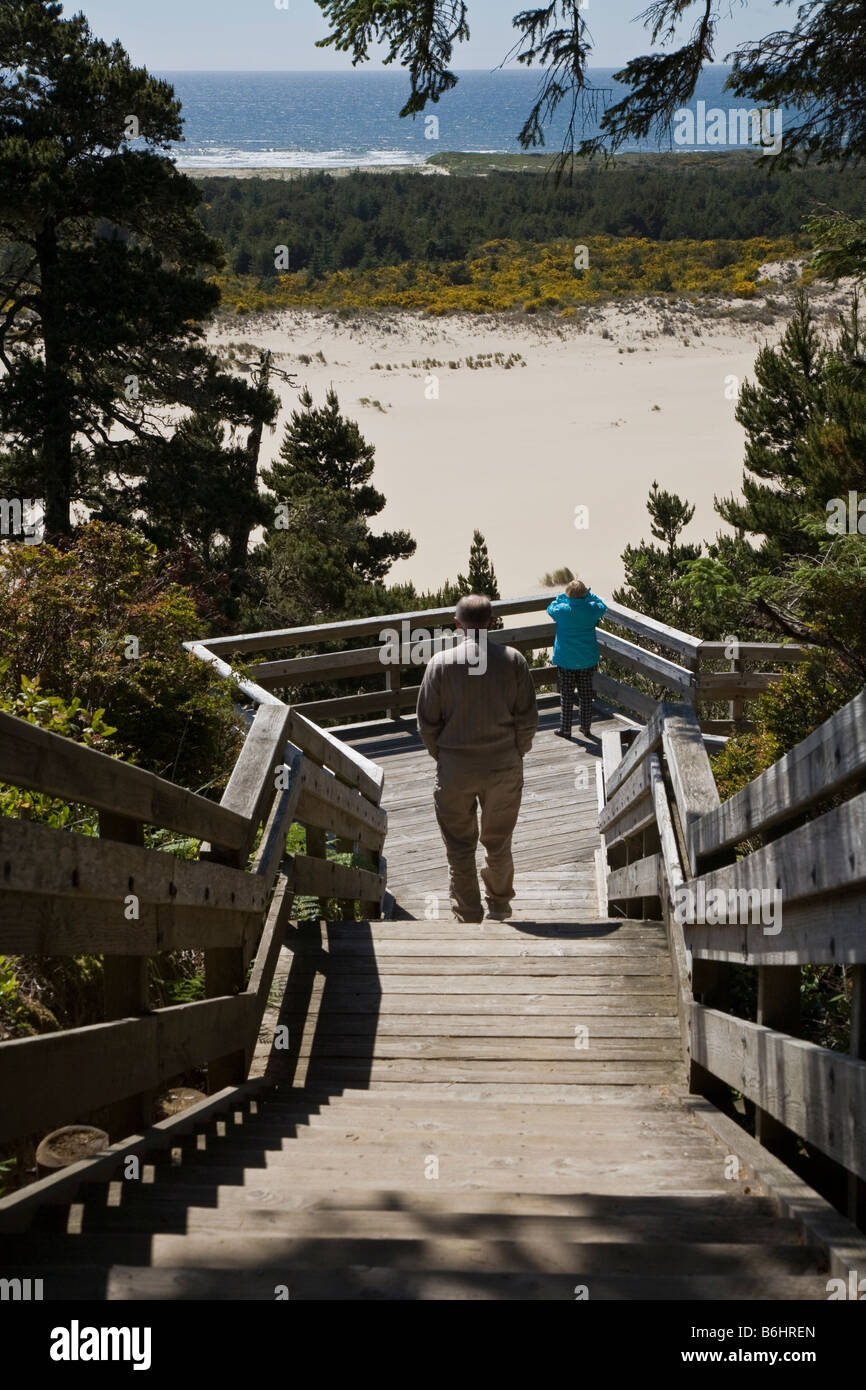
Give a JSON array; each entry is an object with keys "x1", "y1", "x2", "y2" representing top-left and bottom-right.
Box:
[{"x1": 0, "y1": 717, "x2": 835, "y2": 1299}]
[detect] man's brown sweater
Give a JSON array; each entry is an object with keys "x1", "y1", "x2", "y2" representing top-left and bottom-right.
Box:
[{"x1": 416, "y1": 636, "x2": 539, "y2": 770}]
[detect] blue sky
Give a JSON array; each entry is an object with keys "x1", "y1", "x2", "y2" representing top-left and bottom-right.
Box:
[{"x1": 77, "y1": 0, "x2": 787, "y2": 72}]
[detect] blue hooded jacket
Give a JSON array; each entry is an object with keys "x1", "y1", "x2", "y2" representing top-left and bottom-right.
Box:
[{"x1": 547, "y1": 591, "x2": 607, "y2": 669}]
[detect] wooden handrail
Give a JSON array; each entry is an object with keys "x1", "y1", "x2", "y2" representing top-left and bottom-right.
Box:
[
  {"x1": 0, "y1": 711, "x2": 250, "y2": 854},
  {"x1": 0, "y1": 680, "x2": 388, "y2": 1159},
  {"x1": 598, "y1": 690, "x2": 866, "y2": 1227}
]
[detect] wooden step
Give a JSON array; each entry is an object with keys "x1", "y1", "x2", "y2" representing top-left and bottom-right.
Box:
[
  {"x1": 0, "y1": 1264, "x2": 829, "y2": 1301},
  {"x1": 3, "y1": 1230, "x2": 824, "y2": 1279}
]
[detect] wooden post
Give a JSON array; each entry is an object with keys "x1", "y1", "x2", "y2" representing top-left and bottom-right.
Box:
[
  {"x1": 848, "y1": 965, "x2": 866, "y2": 1225},
  {"x1": 730, "y1": 652, "x2": 745, "y2": 731},
  {"x1": 688, "y1": 959, "x2": 733, "y2": 1107},
  {"x1": 334, "y1": 836, "x2": 357, "y2": 921},
  {"x1": 305, "y1": 825, "x2": 329, "y2": 920},
  {"x1": 360, "y1": 842, "x2": 384, "y2": 921},
  {"x1": 755, "y1": 965, "x2": 800, "y2": 1163},
  {"x1": 98, "y1": 811, "x2": 153, "y2": 1139},
  {"x1": 385, "y1": 665, "x2": 402, "y2": 722}
]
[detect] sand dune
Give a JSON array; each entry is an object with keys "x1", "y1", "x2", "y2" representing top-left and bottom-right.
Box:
[{"x1": 208, "y1": 286, "x2": 847, "y2": 604}]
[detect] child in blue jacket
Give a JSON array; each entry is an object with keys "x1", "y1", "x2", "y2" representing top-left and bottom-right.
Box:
[{"x1": 547, "y1": 580, "x2": 607, "y2": 739}]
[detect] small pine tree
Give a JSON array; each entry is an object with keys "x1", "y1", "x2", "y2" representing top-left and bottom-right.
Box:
[
  {"x1": 613, "y1": 482, "x2": 701, "y2": 629},
  {"x1": 456, "y1": 530, "x2": 501, "y2": 599}
]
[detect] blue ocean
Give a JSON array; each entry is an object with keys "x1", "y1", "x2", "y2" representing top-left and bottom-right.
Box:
[{"x1": 158, "y1": 67, "x2": 781, "y2": 170}]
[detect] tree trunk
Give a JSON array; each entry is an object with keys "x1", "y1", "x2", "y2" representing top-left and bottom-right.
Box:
[{"x1": 36, "y1": 222, "x2": 73, "y2": 537}]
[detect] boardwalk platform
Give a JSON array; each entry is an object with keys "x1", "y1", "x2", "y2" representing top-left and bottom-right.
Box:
[{"x1": 5, "y1": 707, "x2": 833, "y2": 1299}]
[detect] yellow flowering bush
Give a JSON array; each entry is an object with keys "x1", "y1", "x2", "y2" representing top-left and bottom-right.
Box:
[{"x1": 214, "y1": 236, "x2": 800, "y2": 316}]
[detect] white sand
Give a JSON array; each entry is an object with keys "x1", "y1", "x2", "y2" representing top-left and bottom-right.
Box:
[{"x1": 208, "y1": 284, "x2": 848, "y2": 605}]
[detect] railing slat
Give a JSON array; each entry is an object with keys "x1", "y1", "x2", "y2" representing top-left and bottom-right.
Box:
[
  {"x1": 695, "y1": 689, "x2": 866, "y2": 859},
  {"x1": 0, "y1": 817, "x2": 270, "y2": 916},
  {"x1": 689, "y1": 1004, "x2": 866, "y2": 1182},
  {"x1": 0, "y1": 994, "x2": 257, "y2": 1147},
  {"x1": 691, "y1": 788, "x2": 866, "y2": 908},
  {"x1": 0, "y1": 711, "x2": 249, "y2": 853}
]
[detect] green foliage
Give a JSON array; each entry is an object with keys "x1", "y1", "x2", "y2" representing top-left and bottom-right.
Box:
[
  {"x1": 194, "y1": 161, "x2": 858, "y2": 290},
  {"x1": 710, "y1": 659, "x2": 854, "y2": 801},
  {"x1": 456, "y1": 530, "x2": 500, "y2": 600},
  {"x1": 0, "y1": 522, "x2": 243, "y2": 788},
  {"x1": 0, "y1": 0, "x2": 274, "y2": 539},
  {"x1": 0, "y1": 671, "x2": 115, "y2": 830},
  {"x1": 252, "y1": 387, "x2": 416, "y2": 627},
  {"x1": 613, "y1": 480, "x2": 702, "y2": 631},
  {"x1": 541, "y1": 567, "x2": 574, "y2": 586}
]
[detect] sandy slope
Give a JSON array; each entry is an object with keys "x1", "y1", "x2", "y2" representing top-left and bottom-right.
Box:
[{"x1": 208, "y1": 283, "x2": 849, "y2": 605}]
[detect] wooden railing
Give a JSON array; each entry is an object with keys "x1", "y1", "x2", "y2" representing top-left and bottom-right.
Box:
[
  {"x1": 187, "y1": 595, "x2": 808, "y2": 733},
  {"x1": 598, "y1": 690, "x2": 866, "y2": 1227},
  {"x1": 0, "y1": 699, "x2": 386, "y2": 1158}
]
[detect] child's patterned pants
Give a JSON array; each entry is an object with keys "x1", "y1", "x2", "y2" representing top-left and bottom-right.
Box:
[{"x1": 557, "y1": 666, "x2": 595, "y2": 734}]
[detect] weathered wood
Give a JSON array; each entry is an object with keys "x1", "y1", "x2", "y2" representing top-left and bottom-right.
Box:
[
  {"x1": 298, "y1": 760, "x2": 387, "y2": 839},
  {"x1": 252, "y1": 747, "x2": 304, "y2": 891},
  {"x1": 697, "y1": 642, "x2": 809, "y2": 663},
  {"x1": 246, "y1": 871, "x2": 294, "y2": 1037},
  {"x1": 604, "y1": 706, "x2": 667, "y2": 800},
  {"x1": 0, "y1": 817, "x2": 270, "y2": 916},
  {"x1": 198, "y1": 596, "x2": 551, "y2": 656},
  {"x1": 0, "y1": 995, "x2": 257, "y2": 1147},
  {"x1": 99, "y1": 812, "x2": 152, "y2": 1140},
  {"x1": 849, "y1": 965, "x2": 866, "y2": 1226},
  {"x1": 755, "y1": 966, "x2": 801, "y2": 1160},
  {"x1": 0, "y1": 711, "x2": 250, "y2": 853},
  {"x1": 594, "y1": 671, "x2": 659, "y2": 720},
  {"x1": 695, "y1": 689, "x2": 866, "y2": 859},
  {"x1": 183, "y1": 640, "x2": 283, "y2": 707},
  {"x1": 287, "y1": 708, "x2": 384, "y2": 805},
  {"x1": 602, "y1": 600, "x2": 702, "y2": 665},
  {"x1": 296, "y1": 787, "x2": 384, "y2": 853},
  {"x1": 291, "y1": 855, "x2": 386, "y2": 905},
  {"x1": 597, "y1": 629, "x2": 695, "y2": 693},
  {"x1": 294, "y1": 685, "x2": 420, "y2": 721},
  {"x1": 689, "y1": 1003, "x2": 866, "y2": 1181},
  {"x1": 598, "y1": 756, "x2": 652, "y2": 834},
  {"x1": 602, "y1": 792, "x2": 655, "y2": 851},
  {"x1": 691, "y1": 789, "x2": 866, "y2": 916},
  {"x1": 249, "y1": 644, "x2": 386, "y2": 684},
  {"x1": 696, "y1": 673, "x2": 782, "y2": 701},
  {"x1": 202, "y1": 703, "x2": 294, "y2": 864},
  {"x1": 601, "y1": 731, "x2": 624, "y2": 797},
  {"x1": 607, "y1": 854, "x2": 661, "y2": 904},
  {"x1": 0, "y1": 895, "x2": 258, "y2": 955},
  {"x1": 661, "y1": 705, "x2": 722, "y2": 874},
  {"x1": 685, "y1": 892, "x2": 866, "y2": 965}
]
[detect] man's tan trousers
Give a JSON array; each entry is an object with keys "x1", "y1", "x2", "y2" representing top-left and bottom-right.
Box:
[{"x1": 433, "y1": 756, "x2": 524, "y2": 920}]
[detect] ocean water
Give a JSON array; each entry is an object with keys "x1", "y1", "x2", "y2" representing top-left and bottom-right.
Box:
[{"x1": 157, "y1": 67, "x2": 782, "y2": 170}]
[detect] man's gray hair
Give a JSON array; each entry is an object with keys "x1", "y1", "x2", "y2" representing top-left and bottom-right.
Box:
[{"x1": 455, "y1": 593, "x2": 493, "y2": 631}]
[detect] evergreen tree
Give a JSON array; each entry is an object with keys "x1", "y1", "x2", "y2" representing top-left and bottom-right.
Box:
[
  {"x1": 0, "y1": 0, "x2": 273, "y2": 537},
  {"x1": 716, "y1": 293, "x2": 826, "y2": 565},
  {"x1": 614, "y1": 482, "x2": 702, "y2": 629},
  {"x1": 456, "y1": 530, "x2": 500, "y2": 599},
  {"x1": 253, "y1": 386, "x2": 415, "y2": 623}
]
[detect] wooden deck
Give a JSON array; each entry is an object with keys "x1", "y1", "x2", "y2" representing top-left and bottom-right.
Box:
[{"x1": 4, "y1": 707, "x2": 833, "y2": 1298}]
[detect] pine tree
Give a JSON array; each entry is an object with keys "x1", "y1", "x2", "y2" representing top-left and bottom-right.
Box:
[
  {"x1": 456, "y1": 530, "x2": 500, "y2": 599},
  {"x1": 0, "y1": 1, "x2": 272, "y2": 538},
  {"x1": 716, "y1": 292, "x2": 826, "y2": 564},
  {"x1": 613, "y1": 482, "x2": 701, "y2": 629},
  {"x1": 254, "y1": 387, "x2": 415, "y2": 622}
]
